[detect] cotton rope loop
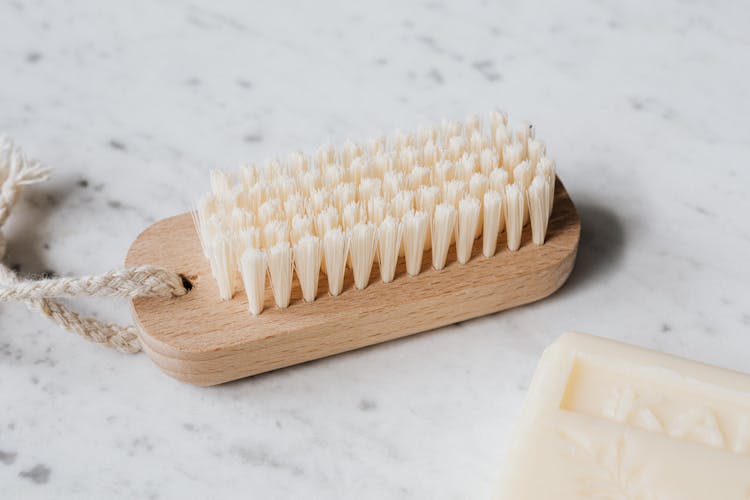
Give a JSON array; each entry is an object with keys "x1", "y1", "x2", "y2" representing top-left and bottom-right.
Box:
[{"x1": 0, "y1": 136, "x2": 188, "y2": 353}]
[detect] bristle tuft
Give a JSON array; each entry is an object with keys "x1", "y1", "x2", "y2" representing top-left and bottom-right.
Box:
[
  {"x1": 431, "y1": 203, "x2": 457, "y2": 270},
  {"x1": 323, "y1": 228, "x2": 349, "y2": 296},
  {"x1": 294, "y1": 235, "x2": 322, "y2": 302},
  {"x1": 267, "y1": 242, "x2": 293, "y2": 308},
  {"x1": 403, "y1": 210, "x2": 428, "y2": 276},
  {"x1": 350, "y1": 222, "x2": 377, "y2": 290},
  {"x1": 456, "y1": 197, "x2": 481, "y2": 264},
  {"x1": 377, "y1": 216, "x2": 403, "y2": 283},
  {"x1": 482, "y1": 190, "x2": 503, "y2": 257},
  {"x1": 504, "y1": 184, "x2": 524, "y2": 251},
  {"x1": 240, "y1": 248, "x2": 267, "y2": 316}
]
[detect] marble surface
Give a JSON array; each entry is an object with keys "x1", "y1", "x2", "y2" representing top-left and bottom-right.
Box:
[{"x1": 1, "y1": 0, "x2": 749, "y2": 498}]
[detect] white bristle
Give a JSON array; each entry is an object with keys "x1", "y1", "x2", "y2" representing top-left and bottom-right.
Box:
[
  {"x1": 210, "y1": 169, "x2": 233, "y2": 198},
  {"x1": 383, "y1": 171, "x2": 404, "y2": 201},
  {"x1": 377, "y1": 216, "x2": 403, "y2": 283},
  {"x1": 300, "y1": 169, "x2": 322, "y2": 195},
  {"x1": 194, "y1": 193, "x2": 218, "y2": 257},
  {"x1": 239, "y1": 248, "x2": 267, "y2": 316},
  {"x1": 275, "y1": 176, "x2": 297, "y2": 200},
  {"x1": 245, "y1": 183, "x2": 264, "y2": 212},
  {"x1": 323, "y1": 228, "x2": 349, "y2": 296},
  {"x1": 238, "y1": 227, "x2": 260, "y2": 253},
  {"x1": 369, "y1": 152, "x2": 391, "y2": 178},
  {"x1": 367, "y1": 196, "x2": 388, "y2": 226},
  {"x1": 469, "y1": 131, "x2": 487, "y2": 155},
  {"x1": 258, "y1": 199, "x2": 281, "y2": 227},
  {"x1": 348, "y1": 157, "x2": 366, "y2": 185},
  {"x1": 286, "y1": 152, "x2": 308, "y2": 173},
  {"x1": 527, "y1": 175, "x2": 552, "y2": 245},
  {"x1": 489, "y1": 110, "x2": 508, "y2": 139},
  {"x1": 443, "y1": 180, "x2": 467, "y2": 208},
  {"x1": 431, "y1": 203, "x2": 456, "y2": 271},
  {"x1": 196, "y1": 216, "x2": 221, "y2": 259},
  {"x1": 447, "y1": 136, "x2": 466, "y2": 162},
  {"x1": 489, "y1": 168, "x2": 509, "y2": 194},
  {"x1": 470, "y1": 173, "x2": 489, "y2": 237},
  {"x1": 408, "y1": 165, "x2": 431, "y2": 189},
  {"x1": 283, "y1": 193, "x2": 305, "y2": 224},
  {"x1": 479, "y1": 148, "x2": 499, "y2": 176},
  {"x1": 359, "y1": 177, "x2": 382, "y2": 203},
  {"x1": 315, "y1": 144, "x2": 335, "y2": 168},
  {"x1": 513, "y1": 160, "x2": 534, "y2": 226},
  {"x1": 196, "y1": 111, "x2": 558, "y2": 311},
  {"x1": 422, "y1": 141, "x2": 439, "y2": 168},
  {"x1": 209, "y1": 236, "x2": 237, "y2": 300},
  {"x1": 456, "y1": 197, "x2": 480, "y2": 264},
  {"x1": 502, "y1": 142, "x2": 524, "y2": 174},
  {"x1": 368, "y1": 135, "x2": 386, "y2": 155},
  {"x1": 291, "y1": 214, "x2": 313, "y2": 244},
  {"x1": 465, "y1": 114, "x2": 481, "y2": 137},
  {"x1": 340, "y1": 140, "x2": 361, "y2": 169},
  {"x1": 402, "y1": 210, "x2": 428, "y2": 276},
  {"x1": 536, "y1": 157, "x2": 555, "y2": 178},
  {"x1": 441, "y1": 119, "x2": 462, "y2": 141},
  {"x1": 397, "y1": 147, "x2": 418, "y2": 172},
  {"x1": 469, "y1": 173, "x2": 490, "y2": 201},
  {"x1": 349, "y1": 222, "x2": 377, "y2": 289},
  {"x1": 262, "y1": 220, "x2": 288, "y2": 249},
  {"x1": 293, "y1": 235, "x2": 322, "y2": 302},
  {"x1": 416, "y1": 185, "x2": 439, "y2": 251},
  {"x1": 324, "y1": 164, "x2": 345, "y2": 187},
  {"x1": 233, "y1": 190, "x2": 252, "y2": 211},
  {"x1": 333, "y1": 182, "x2": 356, "y2": 212},
  {"x1": 435, "y1": 160, "x2": 456, "y2": 184},
  {"x1": 417, "y1": 125, "x2": 438, "y2": 146},
  {"x1": 527, "y1": 139, "x2": 546, "y2": 170},
  {"x1": 307, "y1": 188, "x2": 331, "y2": 213},
  {"x1": 393, "y1": 129, "x2": 414, "y2": 151},
  {"x1": 516, "y1": 122, "x2": 535, "y2": 145},
  {"x1": 390, "y1": 190, "x2": 415, "y2": 219},
  {"x1": 238, "y1": 164, "x2": 258, "y2": 189},
  {"x1": 416, "y1": 185, "x2": 440, "y2": 212},
  {"x1": 494, "y1": 124, "x2": 511, "y2": 153},
  {"x1": 342, "y1": 201, "x2": 363, "y2": 231},
  {"x1": 315, "y1": 206, "x2": 339, "y2": 236},
  {"x1": 504, "y1": 184, "x2": 524, "y2": 251},
  {"x1": 265, "y1": 159, "x2": 283, "y2": 181},
  {"x1": 537, "y1": 157, "x2": 557, "y2": 212},
  {"x1": 482, "y1": 190, "x2": 503, "y2": 257},
  {"x1": 513, "y1": 160, "x2": 533, "y2": 190},
  {"x1": 455, "y1": 153, "x2": 477, "y2": 183},
  {"x1": 267, "y1": 242, "x2": 293, "y2": 308},
  {"x1": 391, "y1": 190, "x2": 414, "y2": 258}
]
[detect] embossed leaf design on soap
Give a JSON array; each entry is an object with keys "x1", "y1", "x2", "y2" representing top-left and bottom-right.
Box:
[{"x1": 558, "y1": 428, "x2": 659, "y2": 500}]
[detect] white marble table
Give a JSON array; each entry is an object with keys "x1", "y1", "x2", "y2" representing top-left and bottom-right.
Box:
[{"x1": 1, "y1": 0, "x2": 748, "y2": 498}]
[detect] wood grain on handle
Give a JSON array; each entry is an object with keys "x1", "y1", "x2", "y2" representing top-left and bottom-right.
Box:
[{"x1": 125, "y1": 178, "x2": 580, "y2": 385}]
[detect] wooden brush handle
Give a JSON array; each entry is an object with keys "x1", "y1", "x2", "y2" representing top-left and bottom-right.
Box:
[{"x1": 125, "y1": 178, "x2": 580, "y2": 386}]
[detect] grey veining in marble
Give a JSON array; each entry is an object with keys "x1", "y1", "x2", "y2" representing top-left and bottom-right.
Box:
[{"x1": 1, "y1": 0, "x2": 749, "y2": 498}]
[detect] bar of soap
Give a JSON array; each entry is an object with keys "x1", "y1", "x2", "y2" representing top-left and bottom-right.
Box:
[{"x1": 499, "y1": 333, "x2": 750, "y2": 499}]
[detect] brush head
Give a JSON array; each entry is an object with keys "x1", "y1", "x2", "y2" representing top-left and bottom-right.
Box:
[{"x1": 195, "y1": 111, "x2": 558, "y2": 314}]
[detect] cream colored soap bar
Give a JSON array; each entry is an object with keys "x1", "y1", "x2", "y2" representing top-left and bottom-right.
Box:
[{"x1": 499, "y1": 333, "x2": 750, "y2": 499}]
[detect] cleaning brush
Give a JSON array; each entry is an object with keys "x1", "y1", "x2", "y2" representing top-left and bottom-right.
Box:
[
  {"x1": 194, "y1": 112, "x2": 557, "y2": 315},
  {"x1": 125, "y1": 110, "x2": 580, "y2": 385}
]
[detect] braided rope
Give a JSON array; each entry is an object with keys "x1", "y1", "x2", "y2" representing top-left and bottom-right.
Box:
[
  {"x1": 0, "y1": 136, "x2": 187, "y2": 353},
  {"x1": 0, "y1": 265, "x2": 186, "y2": 301}
]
